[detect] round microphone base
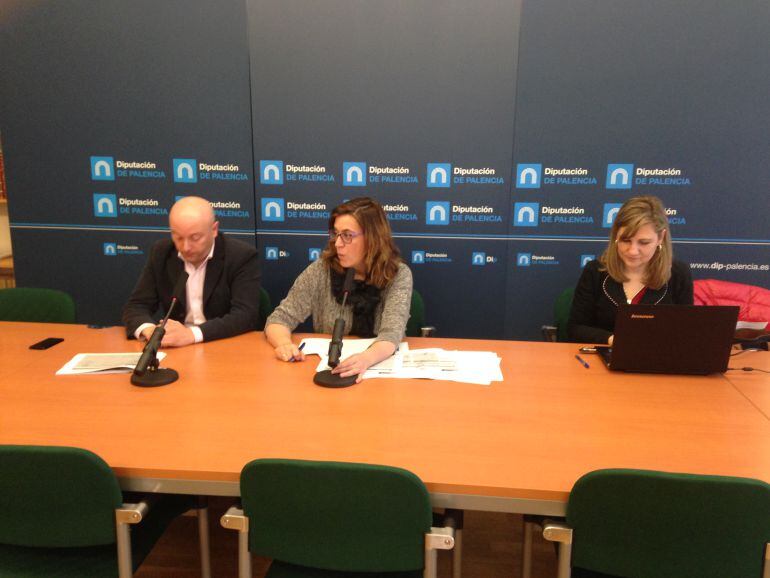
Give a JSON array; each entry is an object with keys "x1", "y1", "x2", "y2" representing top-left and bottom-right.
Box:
[
  {"x1": 131, "y1": 368, "x2": 179, "y2": 387},
  {"x1": 313, "y1": 369, "x2": 357, "y2": 388}
]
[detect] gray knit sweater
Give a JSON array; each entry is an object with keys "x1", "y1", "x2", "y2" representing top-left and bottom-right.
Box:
[{"x1": 265, "y1": 260, "x2": 413, "y2": 346}]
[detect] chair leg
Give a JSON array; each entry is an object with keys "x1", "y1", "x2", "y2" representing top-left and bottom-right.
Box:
[
  {"x1": 452, "y1": 528, "x2": 463, "y2": 578},
  {"x1": 197, "y1": 498, "x2": 212, "y2": 578},
  {"x1": 424, "y1": 548, "x2": 439, "y2": 578},
  {"x1": 557, "y1": 541, "x2": 572, "y2": 578},
  {"x1": 522, "y1": 519, "x2": 534, "y2": 578},
  {"x1": 221, "y1": 506, "x2": 252, "y2": 578},
  {"x1": 115, "y1": 521, "x2": 133, "y2": 578}
]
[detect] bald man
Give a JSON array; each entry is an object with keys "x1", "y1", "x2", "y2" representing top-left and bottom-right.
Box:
[{"x1": 122, "y1": 196, "x2": 260, "y2": 347}]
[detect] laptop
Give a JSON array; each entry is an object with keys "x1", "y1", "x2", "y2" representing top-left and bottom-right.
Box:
[{"x1": 595, "y1": 304, "x2": 739, "y2": 374}]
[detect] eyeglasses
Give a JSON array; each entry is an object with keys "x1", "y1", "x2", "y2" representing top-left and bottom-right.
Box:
[{"x1": 328, "y1": 229, "x2": 362, "y2": 245}]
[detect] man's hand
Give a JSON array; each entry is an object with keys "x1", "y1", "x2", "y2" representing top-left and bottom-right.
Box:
[
  {"x1": 160, "y1": 319, "x2": 196, "y2": 348},
  {"x1": 140, "y1": 326, "x2": 156, "y2": 342}
]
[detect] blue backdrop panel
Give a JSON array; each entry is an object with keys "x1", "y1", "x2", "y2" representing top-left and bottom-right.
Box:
[
  {"x1": 504, "y1": 0, "x2": 770, "y2": 339},
  {"x1": 0, "y1": 0, "x2": 256, "y2": 324},
  {"x1": 248, "y1": 0, "x2": 520, "y2": 337}
]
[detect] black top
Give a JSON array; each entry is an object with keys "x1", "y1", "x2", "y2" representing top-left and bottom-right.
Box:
[
  {"x1": 567, "y1": 259, "x2": 693, "y2": 344},
  {"x1": 122, "y1": 233, "x2": 261, "y2": 342}
]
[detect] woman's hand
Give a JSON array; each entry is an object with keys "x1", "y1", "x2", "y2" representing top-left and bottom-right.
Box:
[
  {"x1": 274, "y1": 342, "x2": 305, "y2": 362},
  {"x1": 331, "y1": 352, "x2": 373, "y2": 382}
]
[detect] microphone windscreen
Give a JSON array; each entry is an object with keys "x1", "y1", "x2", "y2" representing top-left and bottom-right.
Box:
[
  {"x1": 343, "y1": 267, "x2": 355, "y2": 293},
  {"x1": 172, "y1": 271, "x2": 190, "y2": 300}
]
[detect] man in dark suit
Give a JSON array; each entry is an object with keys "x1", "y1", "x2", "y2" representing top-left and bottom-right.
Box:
[{"x1": 122, "y1": 196, "x2": 260, "y2": 347}]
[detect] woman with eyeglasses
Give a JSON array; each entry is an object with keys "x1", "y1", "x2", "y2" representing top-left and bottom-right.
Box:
[
  {"x1": 265, "y1": 197, "x2": 412, "y2": 381},
  {"x1": 567, "y1": 195, "x2": 693, "y2": 345}
]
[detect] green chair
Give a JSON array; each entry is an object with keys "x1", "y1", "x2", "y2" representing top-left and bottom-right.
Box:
[
  {"x1": 541, "y1": 288, "x2": 574, "y2": 342},
  {"x1": 407, "y1": 289, "x2": 435, "y2": 337},
  {"x1": 221, "y1": 458, "x2": 455, "y2": 578},
  {"x1": 542, "y1": 469, "x2": 770, "y2": 578},
  {"x1": 257, "y1": 286, "x2": 274, "y2": 330},
  {"x1": 0, "y1": 445, "x2": 211, "y2": 577},
  {"x1": 0, "y1": 287, "x2": 76, "y2": 323}
]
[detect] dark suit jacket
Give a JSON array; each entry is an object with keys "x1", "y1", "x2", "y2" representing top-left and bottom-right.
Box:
[
  {"x1": 122, "y1": 233, "x2": 261, "y2": 342},
  {"x1": 567, "y1": 259, "x2": 693, "y2": 344}
]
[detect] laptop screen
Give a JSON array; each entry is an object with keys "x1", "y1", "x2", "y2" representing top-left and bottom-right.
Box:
[{"x1": 607, "y1": 304, "x2": 739, "y2": 374}]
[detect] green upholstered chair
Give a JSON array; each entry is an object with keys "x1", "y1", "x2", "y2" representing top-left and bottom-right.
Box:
[
  {"x1": 221, "y1": 459, "x2": 454, "y2": 578},
  {"x1": 0, "y1": 287, "x2": 76, "y2": 323},
  {"x1": 407, "y1": 289, "x2": 435, "y2": 337},
  {"x1": 257, "y1": 286, "x2": 274, "y2": 330},
  {"x1": 541, "y1": 288, "x2": 574, "y2": 342},
  {"x1": 0, "y1": 445, "x2": 211, "y2": 578},
  {"x1": 541, "y1": 469, "x2": 770, "y2": 578}
]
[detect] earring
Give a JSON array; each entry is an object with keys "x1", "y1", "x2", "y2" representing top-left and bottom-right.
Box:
[{"x1": 658, "y1": 244, "x2": 662, "y2": 251}]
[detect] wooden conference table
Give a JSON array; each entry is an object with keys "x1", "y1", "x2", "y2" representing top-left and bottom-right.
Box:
[{"x1": 1, "y1": 321, "x2": 769, "y2": 517}]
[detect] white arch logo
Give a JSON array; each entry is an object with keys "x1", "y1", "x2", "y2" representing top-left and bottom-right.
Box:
[
  {"x1": 173, "y1": 159, "x2": 197, "y2": 183},
  {"x1": 426, "y1": 201, "x2": 449, "y2": 225},
  {"x1": 427, "y1": 163, "x2": 451, "y2": 188},
  {"x1": 343, "y1": 162, "x2": 366, "y2": 186},
  {"x1": 603, "y1": 204, "x2": 622, "y2": 227},
  {"x1": 263, "y1": 164, "x2": 280, "y2": 181},
  {"x1": 472, "y1": 252, "x2": 485, "y2": 265},
  {"x1": 93, "y1": 194, "x2": 117, "y2": 217},
  {"x1": 261, "y1": 197, "x2": 285, "y2": 222},
  {"x1": 308, "y1": 248, "x2": 321, "y2": 261},
  {"x1": 265, "y1": 247, "x2": 279, "y2": 260},
  {"x1": 90, "y1": 156, "x2": 114, "y2": 181},
  {"x1": 411, "y1": 251, "x2": 425, "y2": 264},
  {"x1": 516, "y1": 164, "x2": 541, "y2": 189},
  {"x1": 606, "y1": 164, "x2": 634, "y2": 189},
  {"x1": 260, "y1": 160, "x2": 284, "y2": 184},
  {"x1": 514, "y1": 202, "x2": 539, "y2": 227},
  {"x1": 517, "y1": 253, "x2": 531, "y2": 266}
]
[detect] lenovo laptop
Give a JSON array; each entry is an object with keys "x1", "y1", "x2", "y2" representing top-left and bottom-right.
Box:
[{"x1": 595, "y1": 304, "x2": 739, "y2": 374}]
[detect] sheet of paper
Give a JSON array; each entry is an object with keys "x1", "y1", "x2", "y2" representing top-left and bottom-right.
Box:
[{"x1": 56, "y1": 352, "x2": 167, "y2": 375}]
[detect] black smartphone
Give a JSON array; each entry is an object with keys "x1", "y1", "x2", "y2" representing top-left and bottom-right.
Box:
[
  {"x1": 29, "y1": 337, "x2": 64, "y2": 350},
  {"x1": 578, "y1": 346, "x2": 598, "y2": 354}
]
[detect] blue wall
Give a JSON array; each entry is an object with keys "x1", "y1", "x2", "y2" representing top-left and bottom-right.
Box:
[{"x1": 1, "y1": 0, "x2": 768, "y2": 339}]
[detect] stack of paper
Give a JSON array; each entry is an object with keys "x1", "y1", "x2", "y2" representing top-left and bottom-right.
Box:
[
  {"x1": 56, "y1": 352, "x2": 166, "y2": 375},
  {"x1": 300, "y1": 338, "x2": 502, "y2": 386}
]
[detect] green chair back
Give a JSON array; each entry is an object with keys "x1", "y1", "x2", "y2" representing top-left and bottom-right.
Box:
[
  {"x1": 258, "y1": 286, "x2": 274, "y2": 330},
  {"x1": 0, "y1": 287, "x2": 76, "y2": 323},
  {"x1": 554, "y1": 287, "x2": 574, "y2": 342},
  {"x1": 406, "y1": 289, "x2": 425, "y2": 337},
  {"x1": 240, "y1": 459, "x2": 432, "y2": 574},
  {"x1": 0, "y1": 446, "x2": 122, "y2": 548},
  {"x1": 566, "y1": 469, "x2": 770, "y2": 578},
  {"x1": 0, "y1": 445, "x2": 195, "y2": 576}
]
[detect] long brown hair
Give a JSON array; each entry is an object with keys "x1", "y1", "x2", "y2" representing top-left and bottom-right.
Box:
[
  {"x1": 322, "y1": 197, "x2": 402, "y2": 288},
  {"x1": 600, "y1": 195, "x2": 673, "y2": 289}
]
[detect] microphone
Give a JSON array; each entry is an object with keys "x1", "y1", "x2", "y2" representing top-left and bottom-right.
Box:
[
  {"x1": 314, "y1": 267, "x2": 358, "y2": 388},
  {"x1": 327, "y1": 267, "x2": 355, "y2": 368},
  {"x1": 131, "y1": 272, "x2": 189, "y2": 387}
]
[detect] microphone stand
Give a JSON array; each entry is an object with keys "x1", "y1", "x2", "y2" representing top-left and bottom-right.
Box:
[
  {"x1": 131, "y1": 300, "x2": 181, "y2": 387},
  {"x1": 314, "y1": 269, "x2": 358, "y2": 388}
]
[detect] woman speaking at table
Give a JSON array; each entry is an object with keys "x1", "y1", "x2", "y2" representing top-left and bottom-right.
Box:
[
  {"x1": 265, "y1": 197, "x2": 412, "y2": 381},
  {"x1": 567, "y1": 195, "x2": 693, "y2": 345}
]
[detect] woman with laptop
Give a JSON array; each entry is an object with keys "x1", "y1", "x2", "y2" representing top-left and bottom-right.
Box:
[
  {"x1": 567, "y1": 195, "x2": 693, "y2": 344},
  {"x1": 264, "y1": 197, "x2": 413, "y2": 381}
]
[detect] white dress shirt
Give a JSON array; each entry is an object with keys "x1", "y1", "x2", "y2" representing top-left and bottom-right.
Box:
[{"x1": 134, "y1": 242, "x2": 216, "y2": 344}]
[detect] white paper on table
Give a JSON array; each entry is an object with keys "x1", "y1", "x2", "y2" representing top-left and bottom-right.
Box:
[
  {"x1": 300, "y1": 337, "x2": 377, "y2": 358},
  {"x1": 310, "y1": 339, "x2": 410, "y2": 373},
  {"x1": 370, "y1": 349, "x2": 503, "y2": 386},
  {"x1": 56, "y1": 352, "x2": 167, "y2": 375}
]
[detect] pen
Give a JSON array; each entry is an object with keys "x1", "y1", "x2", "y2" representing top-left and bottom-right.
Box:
[
  {"x1": 575, "y1": 354, "x2": 590, "y2": 369},
  {"x1": 289, "y1": 342, "x2": 306, "y2": 362}
]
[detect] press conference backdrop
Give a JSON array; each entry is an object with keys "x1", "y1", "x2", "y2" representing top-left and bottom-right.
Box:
[{"x1": 1, "y1": 0, "x2": 768, "y2": 339}]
